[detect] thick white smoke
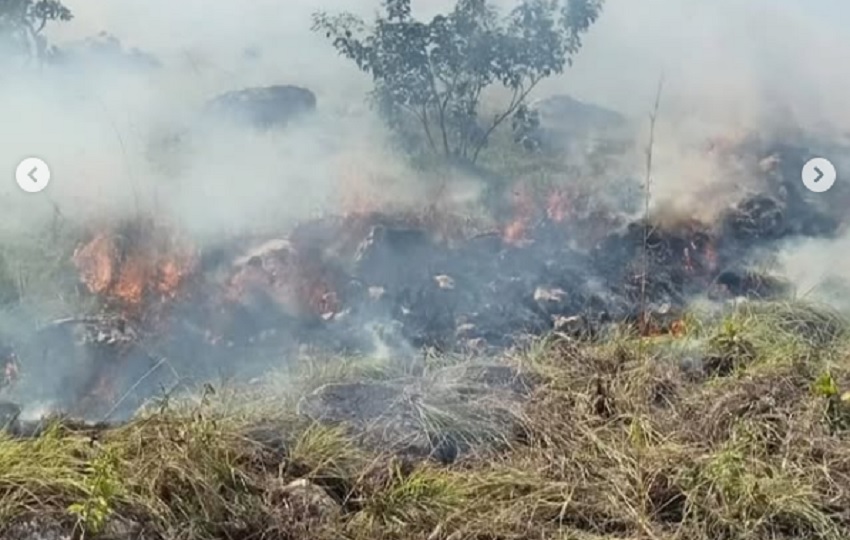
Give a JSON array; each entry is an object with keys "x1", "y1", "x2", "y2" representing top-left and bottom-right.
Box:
[
  {"x1": 0, "y1": 0, "x2": 849, "y2": 417},
  {"x1": 4, "y1": 0, "x2": 847, "y2": 231}
]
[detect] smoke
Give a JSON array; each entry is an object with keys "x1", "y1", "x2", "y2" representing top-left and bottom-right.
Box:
[
  {"x1": 539, "y1": 0, "x2": 850, "y2": 217},
  {"x1": 4, "y1": 0, "x2": 846, "y2": 230},
  {"x1": 1, "y1": 0, "x2": 849, "y2": 415},
  {"x1": 538, "y1": 0, "x2": 850, "y2": 303}
]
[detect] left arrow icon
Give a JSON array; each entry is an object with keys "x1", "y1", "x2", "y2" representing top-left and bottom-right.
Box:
[{"x1": 15, "y1": 157, "x2": 50, "y2": 193}]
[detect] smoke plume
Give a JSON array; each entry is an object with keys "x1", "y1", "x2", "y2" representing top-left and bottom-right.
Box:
[{"x1": 0, "y1": 0, "x2": 849, "y2": 419}]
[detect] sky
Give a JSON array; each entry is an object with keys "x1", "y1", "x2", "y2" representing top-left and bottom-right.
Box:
[
  {"x1": 45, "y1": 0, "x2": 849, "y2": 122},
  {"x1": 2, "y1": 0, "x2": 846, "y2": 232}
]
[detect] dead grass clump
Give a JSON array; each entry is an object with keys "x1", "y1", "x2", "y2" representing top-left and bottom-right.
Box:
[
  {"x1": 504, "y1": 301, "x2": 850, "y2": 539},
  {"x1": 2, "y1": 300, "x2": 850, "y2": 540}
]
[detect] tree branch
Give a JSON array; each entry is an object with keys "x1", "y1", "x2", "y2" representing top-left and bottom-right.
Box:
[
  {"x1": 638, "y1": 75, "x2": 664, "y2": 341},
  {"x1": 459, "y1": 76, "x2": 486, "y2": 157},
  {"x1": 35, "y1": 13, "x2": 48, "y2": 34},
  {"x1": 426, "y1": 60, "x2": 453, "y2": 157},
  {"x1": 413, "y1": 104, "x2": 438, "y2": 152},
  {"x1": 470, "y1": 76, "x2": 540, "y2": 163}
]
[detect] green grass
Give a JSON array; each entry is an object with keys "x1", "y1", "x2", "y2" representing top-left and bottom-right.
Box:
[{"x1": 2, "y1": 300, "x2": 850, "y2": 539}]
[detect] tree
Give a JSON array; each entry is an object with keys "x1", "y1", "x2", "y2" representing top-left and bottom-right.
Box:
[
  {"x1": 0, "y1": 0, "x2": 73, "y2": 63},
  {"x1": 312, "y1": 0, "x2": 603, "y2": 165}
]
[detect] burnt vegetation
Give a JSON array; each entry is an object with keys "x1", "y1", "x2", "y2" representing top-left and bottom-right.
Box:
[{"x1": 3, "y1": 1, "x2": 850, "y2": 540}]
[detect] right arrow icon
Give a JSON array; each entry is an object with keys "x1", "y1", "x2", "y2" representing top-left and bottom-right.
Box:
[{"x1": 802, "y1": 157, "x2": 836, "y2": 193}]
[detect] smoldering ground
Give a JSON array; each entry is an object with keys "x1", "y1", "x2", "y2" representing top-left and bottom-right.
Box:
[{"x1": 0, "y1": 0, "x2": 849, "y2": 420}]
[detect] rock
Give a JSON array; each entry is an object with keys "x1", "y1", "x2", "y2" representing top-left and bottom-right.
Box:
[
  {"x1": 525, "y1": 94, "x2": 629, "y2": 152},
  {"x1": 534, "y1": 286, "x2": 570, "y2": 316},
  {"x1": 553, "y1": 314, "x2": 590, "y2": 337},
  {"x1": 99, "y1": 517, "x2": 145, "y2": 540},
  {"x1": 533, "y1": 94, "x2": 626, "y2": 133},
  {"x1": 276, "y1": 478, "x2": 340, "y2": 520},
  {"x1": 49, "y1": 32, "x2": 161, "y2": 72},
  {"x1": 204, "y1": 85, "x2": 316, "y2": 129},
  {"x1": 434, "y1": 275, "x2": 455, "y2": 290},
  {"x1": 534, "y1": 286, "x2": 567, "y2": 304},
  {"x1": 0, "y1": 518, "x2": 70, "y2": 540},
  {"x1": 0, "y1": 516, "x2": 144, "y2": 540}
]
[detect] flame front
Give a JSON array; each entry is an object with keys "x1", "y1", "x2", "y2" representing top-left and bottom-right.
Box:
[
  {"x1": 72, "y1": 233, "x2": 117, "y2": 296},
  {"x1": 72, "y1": 221, "x2": 197, "y2": 312}
]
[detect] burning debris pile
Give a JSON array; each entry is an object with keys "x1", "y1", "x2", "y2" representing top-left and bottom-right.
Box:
[
  {"x1": 1, "y1": 137, "x2": 846, "y2": 419},
  {"x1": 71, "y1": 218, "x2": 197, "y2": 316}
]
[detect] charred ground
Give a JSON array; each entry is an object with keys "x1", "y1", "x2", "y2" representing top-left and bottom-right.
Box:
[
  {"x1": 2, "y1": 128, "x2": 846, "y2": 419},
  {"x1": 2, "y1": 91, "x2": 850, "y2": 540}
]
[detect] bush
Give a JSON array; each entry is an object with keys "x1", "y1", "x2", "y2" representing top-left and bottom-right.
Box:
[{"x1": 313, "y1": 0, "x2": 604, "y2": 165}]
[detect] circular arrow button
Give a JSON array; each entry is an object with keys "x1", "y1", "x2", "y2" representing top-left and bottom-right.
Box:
[
  {"x1": 15, "y1": 157, "x2": 50, "y2": 193},
  {"x1": 15, "y1": 158, "x2": 50, "y2": 193},
  {"x1": 801, "y1": 157, "x2": 837, "y2": 193}
]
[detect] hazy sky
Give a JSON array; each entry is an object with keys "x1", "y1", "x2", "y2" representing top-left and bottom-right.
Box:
[
  {"x1": 4, "y1": 0, "x2": 846, "y2": 232},
  {"x1": 47, "y1": 0, "x2": 849, "y2": 125}
]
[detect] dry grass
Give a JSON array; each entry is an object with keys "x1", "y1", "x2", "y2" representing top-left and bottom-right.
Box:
[{"x1": 2, "y1": 299, "x2": 850, "y2": 540}]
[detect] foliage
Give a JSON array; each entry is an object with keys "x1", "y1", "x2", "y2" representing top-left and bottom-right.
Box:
[
  {"x1": 68, "y1": 447, "x2": 122, "y2": 536},
  {"x1": 812, "y1": 370, "x2": 850, "y2": 432},
  {"x1": 312, "y1": 0, "x2": 603, "y2": 164},
  {"x1": 0, "y1": 0, "x2": 72, "y2": 62}
]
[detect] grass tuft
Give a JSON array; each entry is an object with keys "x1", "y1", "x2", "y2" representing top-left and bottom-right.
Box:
[{"x1": 2, "y1": 300, "x2": 850, "y2": 539}]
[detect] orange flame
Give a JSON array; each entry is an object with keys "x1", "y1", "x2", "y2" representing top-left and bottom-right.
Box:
[
  {"x1": 113, "y1": 253, "x2": 149, "y2": 305},
  {"x1": 72, "y1": 221, "x2": 196, "y2": 311},
  {"x1": 502, "y1": 184, "x2": 537, "y2": 246},
  {"x1": 503, "y1": 219, "x2": 531, "y2": 246},
  {"x1": 72, "y1": 233, "x2": 117, "y2": 296}
]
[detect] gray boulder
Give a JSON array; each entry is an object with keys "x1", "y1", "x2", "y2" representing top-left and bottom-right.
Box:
[
  {"x1": 522, "y1": 94, "x2": 631, "y2": 153},
  {"x1": 204, "y1": 85, "x2": 317, "y2": 129},
  {"x1": 49, "y1": 32, "x2": 160, "y2": 72},
  {"x1": 534, "y1": 94, "x2": 626, "y2": 131},
  {"x1": 0, "y1": 516, "x2": 144, "y2": 540}
]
